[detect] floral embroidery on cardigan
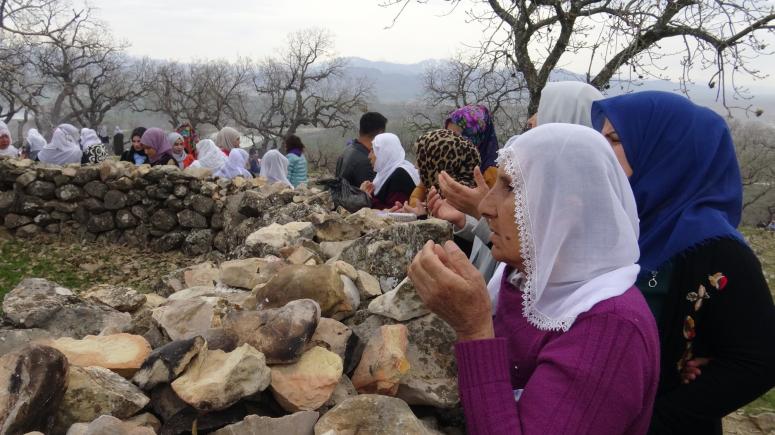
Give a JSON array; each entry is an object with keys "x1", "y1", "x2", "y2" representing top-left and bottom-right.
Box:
[{"x1": 677, "y1": 272, "x2": 728, "y2": 372}]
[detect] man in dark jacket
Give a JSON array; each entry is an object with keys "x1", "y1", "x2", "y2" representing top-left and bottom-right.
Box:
[{"x1": 335, "y1": 112, "x2": 387, "y2": 187}]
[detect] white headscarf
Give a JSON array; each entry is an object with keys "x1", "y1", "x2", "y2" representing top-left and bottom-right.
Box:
[
  {"x1": 38, "y1": 124, "x2": 83, "y2": 165},
  {"x1": 193, "y1": 139, "x2": 226, "y2": 172},
  {"x1": 168, "y1": 132, "x2": 186, "y2": 167},
  {"x1": 215, "y1": 127, "x2": 241, "y2": 151},
  {"x1": 498, "y1": 123, "x2": 640, "y2": 331},
  {"x1": 25, "y1": 129, "x2": 47, "y2": 153},
  {"x1": 537, "y1": 81, "x2": 604, "y2": 127},
  {"x1": 0, "y1": 121, "x2": 18, "y2": 158},
  {"x1": 260, "y1": 149, "x2": 292, "y2": 188},
  {"x1": 371, "y1": 133, "x2": 420, "y2": 195},
  {"x1": 80, "y1": 128, "x2": 102, "y2": 151},
  {"x1": 215, "y1": 148, "x2": 253, "y2": 179}
]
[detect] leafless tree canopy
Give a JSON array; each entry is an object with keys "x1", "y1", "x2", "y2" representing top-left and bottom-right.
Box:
[
  {"x1": 732, "y1": 120, "x2": 775, "y2": 221},
  {"x1": 228, "y1": 29, "x2": 372, "y2": 147},
  {"x1": 383, "y1": 0, "x2": 775, "y2": 114},
  {"x1": 415, "y1": 51, "x2": 528, "y2": 135}
]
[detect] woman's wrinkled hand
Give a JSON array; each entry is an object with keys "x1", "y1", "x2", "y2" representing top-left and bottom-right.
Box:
[
  {"x1": 408, "y1": 240, "x2": 494, "y2": 342},
  {"x1": 427, "y1": 187, "x2": 466, "y2": 229},
  {"x1": 438, "y1": 167, "x2": 489, "y2": 219}
]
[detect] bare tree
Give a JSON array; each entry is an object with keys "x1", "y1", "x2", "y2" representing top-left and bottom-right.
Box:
[
  {"x1": 731, "y1": 120, "x2": 775, "y2": 222},
  {"x1": 228, "y1": 28, "x2": 372, "y2": 147},
  {"x1": 384, "y1": 1, "x2": 775, "y2": 115},
  {"x1": 139, "y1": 59, "x2": 250, "y2": 131},
  {"x1": 416, "y1": 51, "x2": 528, "y2": 135}
]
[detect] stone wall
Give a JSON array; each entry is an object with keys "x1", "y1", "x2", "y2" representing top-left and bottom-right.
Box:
[{"x1": 0, "y1": 157, "x2": 332, "y2": 256}]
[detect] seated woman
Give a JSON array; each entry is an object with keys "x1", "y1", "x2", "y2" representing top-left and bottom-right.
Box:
[
  {"x1": 168, "y1": 132, "x2": 190, "y2": 169},
  {"x1": 38, "y1": 124, "x2": 82, "y2": 165},
  {"x1": 0, "y1": 121, "x2": 19, "y2": 158},
  {"x1": 80, "y1": 128, "x2": 109, "y2": 164},
  {"x1": 285, "y1": 134, "x2": 308, "y2": 187},
  {"x1": 215, "y1": 148, "x2": 253, "y2": 180},
  {"x1": 592, "y1": 91, "x2": 775, "y2": 434},
  {"x1": 140, "y1": 128, "x2": 175, "y2": 166},
  {"x1": 259, "y1": 149, "x2": 293, "y2": 189},
  {"x1": 23, "y1": 128, "x2": 47, "y2": 161},
  {"x1": 215, "y1": 126, "x2": 241, "y2": 153},
  {"x1": 409, "y1": 123, "x2": 659, "y2": 434},
  {"x1": 121, "y1": 127, "x2": 149, "y2": 166},
  {"x1": 360, "y1": 133, "x2": 419, "y2": 210}
]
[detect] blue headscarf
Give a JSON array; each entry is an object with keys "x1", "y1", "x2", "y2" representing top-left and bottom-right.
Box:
[{"x1": 591, "y1": 91, "x2": 743, "y2": 272}]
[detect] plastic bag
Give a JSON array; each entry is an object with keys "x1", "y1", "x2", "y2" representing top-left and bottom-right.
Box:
[{"x1": 317, "y1": 178, "x2": 372, "y2": 213}]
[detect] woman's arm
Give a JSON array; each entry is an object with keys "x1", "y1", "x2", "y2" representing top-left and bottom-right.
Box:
[
  {"x1": 456, "y1": 314, "x2": 657, "y2": 435},
  {"x1": 651, "y1": 241, "x2": 775, "y2": 431}
]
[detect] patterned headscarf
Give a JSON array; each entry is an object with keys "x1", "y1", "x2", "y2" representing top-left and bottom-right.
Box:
[
  {"x1": 176, "y1": 122, "x2": 199, "y2": 156},
  {"x1": 414, "y1": 129, "x2": 481, "y2": 191},
  {"x1": 445, "y1": 105, "x2": 499, "y2": 170}
]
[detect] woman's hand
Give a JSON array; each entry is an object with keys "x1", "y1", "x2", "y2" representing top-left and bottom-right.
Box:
[
  {"x1": 408, "y1": 240, "x2": 494, "y2": 342},
  {"x1": 438, "y1": 167, "x2": 490, "y2": 219},
  {"x1": 360, "y1": 180, "x2": 374, "y2": 197},
  {"x1": 681, "y1": 357, "x2": 711, "y2": 384},
  {"x1": 427, "y1": 187, "x2": 466, "y2": 229},
  {"x1": 390, "y1": 200, "x2": 427, "y2": 216}
]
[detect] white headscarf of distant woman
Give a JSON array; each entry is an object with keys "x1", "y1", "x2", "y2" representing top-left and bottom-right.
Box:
[
  {"x1": 194, "y1": 139, "x2": 226, "y2": 172},
  {"x1": 25, "y1": 129, "x2": 47, "y2": 153},
  {"x1": 168, "y1": 132, "x2": 186, "y2": 167},
  {"x1": 215, "y1": 148, "x2": 253, "y2": 180},
  {"x1": 38, "y1": 124, "x2": 83, "y2": 165},
  {"x1": 498, "y1": 123, "x2": 640, "y2": 331},
  {"x1": 536, "y1": 81, "x2": 604, "y2": 127},
  {"x1": 0, "y1": 121, "x2": 19, "y2": 158},
  {"x1": 80, "y1": 128, "x2": 102, "y2": 150},
  {"x1": 371, "y1": 133, "x2": 420, "y2": 195},
  {"x1": 260, "y1": 149, "x2": 293, "y2": 188},
  {"x1": 215, "y1": 127, "x2": 241, "y2": 151}
]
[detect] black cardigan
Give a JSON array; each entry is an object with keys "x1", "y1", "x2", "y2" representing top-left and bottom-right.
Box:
[{"x1": 649, "y1": 237, "x2": 775, "y2": 434}]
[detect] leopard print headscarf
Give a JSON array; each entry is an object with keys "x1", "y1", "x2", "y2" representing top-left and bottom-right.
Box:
[{"x1": 414, "y1": 129, "x2": 481, "y2": 191}]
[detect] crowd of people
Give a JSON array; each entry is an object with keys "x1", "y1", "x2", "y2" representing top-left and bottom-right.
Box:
[
  {"x1": 0, "y1": 121, "x2": 310, "y2": 186},
  {"x1": 2, "y1": 83, "x2": 775, "y2": 434},
  {"x1": 332, "y1": 87, "x2": 775, "y2": 435}
]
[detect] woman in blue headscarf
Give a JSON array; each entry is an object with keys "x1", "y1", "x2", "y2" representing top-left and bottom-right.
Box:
[{"x1": 592, "y1": 91, "x2": 775, "y2": 435}]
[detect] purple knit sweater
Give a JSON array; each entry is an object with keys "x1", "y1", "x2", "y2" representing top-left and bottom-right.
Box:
[{"x1": 456, "y1": 280, "x2": 660, "y2": 435}]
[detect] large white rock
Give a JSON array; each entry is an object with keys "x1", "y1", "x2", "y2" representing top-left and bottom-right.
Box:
[
  {"x1": 152, "y1": 298, "x2": 231, "y2": 341},
  {"x1": 171, "y1": 344, "x2": 271, "y2": 411},
  {"x1": 368, "y1": 278, "x2": 429, "y2": 322},
  {"x1": 244, "y1": 222, "x2": 315, "y2": 256}
]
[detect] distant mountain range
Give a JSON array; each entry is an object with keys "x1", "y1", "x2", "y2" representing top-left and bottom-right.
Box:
[{"x1": 343, "y1": 57, "x2": 775, "y2": 121}]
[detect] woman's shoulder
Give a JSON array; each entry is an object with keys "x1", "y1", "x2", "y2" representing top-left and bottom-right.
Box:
[
  {"x1": 677, "y1": 236, "x2": 762, "y2": 276},
  {"x1": 580, "y1": 287, "x2": 658, "y2": 334}
]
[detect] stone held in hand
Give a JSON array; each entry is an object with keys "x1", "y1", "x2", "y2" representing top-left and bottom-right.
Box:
[
  {"x1": 351, "y1": 324, "x2": 410, "y2": 396},
  {"x1": 42, "y1": 333, "x2": 152, "y2": 378},
  {"x1": 0, "y1": 345, "x2": 69, "y2": 435},
  {"x1": 270, "y1": 346, "x2": 343, "y2": 412},
  {"x1": 132, "y1": 335, "x2": 207, "y2": 390},
  {"x1": 313, "y1": 394, "x2": 430, "y2": 435},
  {"x1": 171, "y1": 343, "x2": 271, "y2": 412},
  {"x1": 223, "y1": 299, "x2": 320, "y2": 364}
]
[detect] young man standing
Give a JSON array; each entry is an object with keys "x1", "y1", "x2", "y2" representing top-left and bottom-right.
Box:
[{"x1": 335, "y1": 112, "x2": 387, "y2": 187}]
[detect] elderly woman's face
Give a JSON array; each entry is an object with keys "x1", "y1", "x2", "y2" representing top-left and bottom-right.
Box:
[
  {"x1": 132, "y1": 135, "x2": 143, "y2": 151},
  {"x1": 600, "y1": 119, "x2": 633, "y2": 177},
  {"x1": 478, "y1": 166, "x2": 523, "y2": 268},
  {"x1": 0, "y1": 134, "x2": 10, "y2": 149}
]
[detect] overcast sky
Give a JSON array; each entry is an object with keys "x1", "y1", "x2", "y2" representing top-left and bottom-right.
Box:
[{"x1": 89, "y1": 0, "x2": 775, "y2": 91}]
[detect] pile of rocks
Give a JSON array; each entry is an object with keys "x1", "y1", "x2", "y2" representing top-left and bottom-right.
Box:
[{"x1": 0, "y1": 204, "x2": 463, "y2": 434}]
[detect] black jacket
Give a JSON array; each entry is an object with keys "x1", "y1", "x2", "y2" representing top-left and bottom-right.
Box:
[
  {"x1": 335, "y1": 140, "x2": 375, "y2": 188},
  {"x1": 649, "y1": 237, "x2": 775, "y2": 434}
]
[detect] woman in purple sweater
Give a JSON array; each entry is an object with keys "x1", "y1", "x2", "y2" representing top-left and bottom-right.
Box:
[{"x1": 409, "y1": 123, "x2": 661, "y2": 435}]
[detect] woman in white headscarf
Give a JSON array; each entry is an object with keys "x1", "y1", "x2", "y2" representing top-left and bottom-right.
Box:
[
  {"x1": 38, "y1": 124, "x2": 83, "y2": 165},
  {"x1": 24, "y1": 128, "x2": 47, "y2": 161},
  {"x1": 0, "y1": 121, "x2": 19, "y2": 158},
  {"x1": 168, "y1": 132, "x2": 188, "y2": 169},
  {"x1": 259, "y1": 149, "x2": 293, "y2": 188},
  {"x1": 360, "y1": 133, "x2": 419, "y2": 209},
  {"x1": 215, "y1": 148, "x2": 253, "y2": 179},
  {"x1": 190, "y1": 139, "x2": 226, "y2": 173},
  {"x1": 409, "y1": 123, "x2": 659, "y2": 435},
  {"x1": 80, "y1": 128, "x2": 108, "y2": 164}
]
